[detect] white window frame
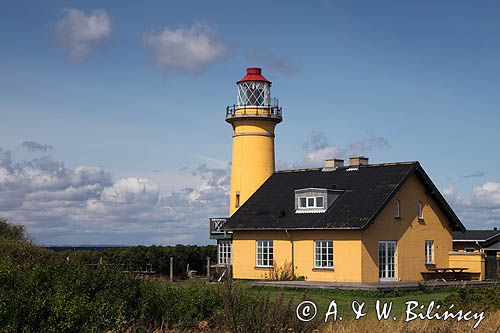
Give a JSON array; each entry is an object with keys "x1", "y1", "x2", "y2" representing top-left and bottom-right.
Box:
[
  {"x1": 314, "y1": 240, "x2": 334, "y2": 269},
  {"x1": 425, "y1": 240, "x2": 434, "y2": 264},
  {"x1": 395, "y1": 199, "x2": 401, "y2": 219},
  {"x1": 237, "y1": 81, "x2": 270, "y2": 106},
  {"x1": 256, "y1": 240, "x2": 273, "y2": 267},
  {"x1": 378, "y1": 241, "x2": 397, "y2": 281},
  {"x1": 417, "y1": 201, "x2": 423, "y2": 220},
  {"x1": 218, "y1": 240, "x2": 232, "y2": 265},
  {"x1": 298, "y1": 196, "x2": 325, "y2": 209}
]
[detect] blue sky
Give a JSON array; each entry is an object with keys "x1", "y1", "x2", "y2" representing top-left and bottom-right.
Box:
[{"x1": 1, "y1": 1, "x2": 499, "y2": 245}]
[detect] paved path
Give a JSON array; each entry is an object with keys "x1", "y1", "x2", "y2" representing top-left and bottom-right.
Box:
[{"x1": 251, "y1": 280, "x2": 497, "y2": 291}]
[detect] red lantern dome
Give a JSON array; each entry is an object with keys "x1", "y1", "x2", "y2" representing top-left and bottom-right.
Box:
[{"x1": 237, "y1": 68, "x2": 271, "y2": 84}]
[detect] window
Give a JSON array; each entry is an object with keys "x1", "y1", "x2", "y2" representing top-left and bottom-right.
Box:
[
  {"x1": 218, "y1": 241, "x2": 232, "y2": 265},
  {"x1": 417, "y1": 201, "x2": 423, "y2": 220},
  {"x1": 237, "y1": 81, "x2": 270, "y2": 106},
  {"x1": 299, "y1": 197, "x2": 307, "y2": 208},
  {"x1": 235, "y1": 193, "x2": 240, "y2": 208},
  {"x1": 425, "y1": 240, "x2": 434, "y2": 264},
  {"x1": 314, "y1": 240, "x2": 333, "y2": 268},
  {"x1": 464, "y1": 248, "x2": 476, "y2": 253},
  {"x1": 298, "y1": 196, "x2": 325, "y2": 209},
  {"x1": 256, "y1": 240, "x2": 273, "y2": 267},
  {"x1": 395, "y1": 200, "x2": 401, "y2": 219}
]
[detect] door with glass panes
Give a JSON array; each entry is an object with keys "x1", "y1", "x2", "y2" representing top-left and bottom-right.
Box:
[{"x1": 378, "y1": 241, "x2": 396, "y2": 281}]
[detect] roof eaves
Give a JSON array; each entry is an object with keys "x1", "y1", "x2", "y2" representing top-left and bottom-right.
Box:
[
  {"x1": 227, "y1": 226, "x2": 363, "y2": 231},
  {"x1": 453, "y1": 232, "x2": 500, "y2": 242}
]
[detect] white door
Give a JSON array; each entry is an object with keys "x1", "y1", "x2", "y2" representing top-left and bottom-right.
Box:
[{"x1": 378, "y1": 241, "x2": 396, "y2": 281}]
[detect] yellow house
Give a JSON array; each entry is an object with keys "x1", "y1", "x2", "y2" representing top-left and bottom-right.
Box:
[{"x1": 208, "y1": 68, "x2": 488, "y2": 283}]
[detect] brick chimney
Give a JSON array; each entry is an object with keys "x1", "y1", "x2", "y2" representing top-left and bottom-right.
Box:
[
  {"x1": 323, "y1": 158, "x2": 344, "y2": 171},
  {"x1": 349, "y1": 156, "x2": 369, "y2": 167}
]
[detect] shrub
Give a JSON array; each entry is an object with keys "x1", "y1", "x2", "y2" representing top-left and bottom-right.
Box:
[
  {"x1": 0, "y1": 218, "x2": 30, "y2": 242},
  {"x1": 268, "y1": 260, "x2": 305, "y2": 281},
  {"x1": 0, "y1": 256, "x2": 223, "y2": 332},
  {"x1": 443, "y1": 285, "x2": 500, "y2": 311},
  {"x1": 218, "y1": 279, "x2": 317, "y2": 333}
]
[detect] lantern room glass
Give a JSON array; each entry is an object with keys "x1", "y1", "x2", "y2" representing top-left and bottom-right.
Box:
[{"x1": 237, "y1": 81, "x2": 271, "y2": 107}]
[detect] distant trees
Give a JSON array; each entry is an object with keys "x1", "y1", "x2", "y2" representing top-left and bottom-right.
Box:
[{"x1": 62, "y1": 244, "x2": 217, "y2": 279}]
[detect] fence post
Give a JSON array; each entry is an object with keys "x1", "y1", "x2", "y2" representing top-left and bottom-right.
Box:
[
  {"x1": 207, "y1": 257, "x2": 211, "y2": 282},
  {"x1": 226, "y1": 263, "x2": 232, "y2": 283},
  {"x1": 169, "y1": 257, "x2": 173, "y2": 282}
]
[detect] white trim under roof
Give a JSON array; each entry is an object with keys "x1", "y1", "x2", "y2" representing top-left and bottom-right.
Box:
[{"x1": 295, "y1": 209, "x2": 327, "y2": 214}]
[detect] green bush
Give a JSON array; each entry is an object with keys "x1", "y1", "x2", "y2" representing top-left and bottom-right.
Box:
[
  {"x1": 0, "y1": 255, "x2": 222, "y2": 332},
  {"x1": 0, "y1": 238, "x2": 55, "y2": 265},
  {"x1": 443, "y1": 285, "x2": 500, "y2": 311},
  {"x1": 0, "y1": 218, "x2": 30, "y2": 242}
]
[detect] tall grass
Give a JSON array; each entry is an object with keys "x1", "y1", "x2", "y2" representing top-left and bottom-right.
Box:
[
  {"x1": 217, "y1": 278, "x2": 317, "y2": 333},
  {"x1": 320, "y1": 311, "x2": 500, "y2": 333}
]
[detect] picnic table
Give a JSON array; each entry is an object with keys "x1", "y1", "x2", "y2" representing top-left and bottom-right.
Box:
[{"x1": 423, "y1": 267, "x2": 468, "y2": 281}]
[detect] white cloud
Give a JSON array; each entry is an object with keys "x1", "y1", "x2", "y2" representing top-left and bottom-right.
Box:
[
  {"x1": 101, "y1": 178, "x2": 159, "y2": 205},
  {"x1": 143, "y1": 22, "x2": 227, "y2": 71},
  {"x1": 443, "y1": 183, "x2": 500, "y2": 229},
  {"x1": 54, "y1": 8, "x2": 111, "y2": 60},
  {"x1": 0, "y1": 145, "x2": 230, "y2": 245},
  {"x1": 469, "y1": 182, "x2": 500, "y2": 208}
]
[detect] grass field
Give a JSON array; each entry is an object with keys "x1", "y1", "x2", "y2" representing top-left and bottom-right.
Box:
[
  {"x1": 243, "y1": 283, "x2": 450, "y2": 319},
  {"x1": 233, "y1": 281, "x2": 499, "y2": 332}
]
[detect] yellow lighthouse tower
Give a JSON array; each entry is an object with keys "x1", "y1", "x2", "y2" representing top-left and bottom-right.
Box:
[{"x1": 226, "y1": 68, "x2": 282, "y2": 216}]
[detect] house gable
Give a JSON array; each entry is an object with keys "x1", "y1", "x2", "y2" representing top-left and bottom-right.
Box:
[{"x1": 361, "y1": 173, "x2": 454, "y2": 282}]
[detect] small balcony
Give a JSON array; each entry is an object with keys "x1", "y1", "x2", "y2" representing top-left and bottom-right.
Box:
[
  {"x1": 209, "y1": 217, "x2": 232, "y2": 240},
  {"x1": 225, "y1": 104, "x2": 282, "y2": 123}
]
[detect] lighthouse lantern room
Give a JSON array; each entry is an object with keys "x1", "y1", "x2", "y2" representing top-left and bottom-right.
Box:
[{"x1": 237, "y1": 68, "x2": 271, "y2": 106}]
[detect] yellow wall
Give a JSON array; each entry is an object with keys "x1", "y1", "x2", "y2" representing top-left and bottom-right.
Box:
[
  {"x1": 232, "y1": 230, "x2": 363, "y2": 282},
  {"x1": 361, "y1": 174, "x2": 453, "y2": 282},
  {"x1": 449, "y1": 252, "x2": 485, "y2": 280},
  {"x1": 228, "y1": 113, "x2": 278, "y2": 216}
]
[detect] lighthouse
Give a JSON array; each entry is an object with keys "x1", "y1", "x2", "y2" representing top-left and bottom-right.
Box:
[{"x1": 226, "y1": 68, "x2": 282, "y2": 216}]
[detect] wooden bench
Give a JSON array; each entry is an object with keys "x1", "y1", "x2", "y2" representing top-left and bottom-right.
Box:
[{"x1": 421, "y1": 267, "x2": 479, "y2": 281}]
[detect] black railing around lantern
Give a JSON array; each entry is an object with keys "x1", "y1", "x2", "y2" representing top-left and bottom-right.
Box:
[{"x1": 225, "y1": 104, "x2": 283, "y2": 119}]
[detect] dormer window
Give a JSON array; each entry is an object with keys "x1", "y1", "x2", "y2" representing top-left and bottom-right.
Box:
[
  {"x1": 295, "y1": 188, "x2": 342, "y2": 213},
  {"x1": 299, "y1": 196, "x2": 324, "y2": 209}
]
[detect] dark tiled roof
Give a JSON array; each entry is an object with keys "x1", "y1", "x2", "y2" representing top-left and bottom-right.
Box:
[
  {"x1": 452, "y1": 230, "x2": 500, "y2": 241},
  {"x1": 483, "y1": 241, "x2": 500, "y2": 251},
  {"x1": 225, "y1": 162, "x2": 465, "y2": 231}
]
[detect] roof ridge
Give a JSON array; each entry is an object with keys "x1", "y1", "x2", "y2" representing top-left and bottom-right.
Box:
[{"x1": 276, "y1": 161, "x2": 418, "y2": 173}]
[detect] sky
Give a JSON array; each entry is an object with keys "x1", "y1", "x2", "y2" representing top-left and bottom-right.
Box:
[{"x1": 0, "y1": 0, "x2": 499, "y2": 245}]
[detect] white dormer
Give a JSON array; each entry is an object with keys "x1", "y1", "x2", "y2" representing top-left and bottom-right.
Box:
[{"x1": 294, "y1": 188, "x2": 342, "y2": 213}]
